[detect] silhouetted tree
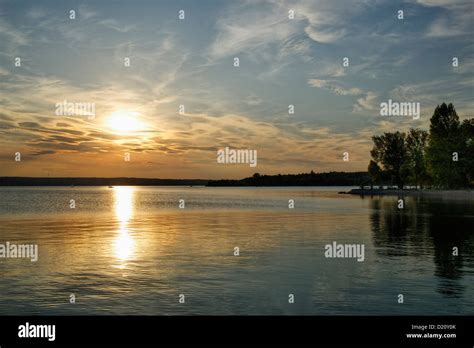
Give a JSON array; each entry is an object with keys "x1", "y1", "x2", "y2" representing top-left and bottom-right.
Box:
[
  {"x1": 368, "y1": 103, "x2": 473, "y2": 189},
  {"x1": 368, "y1": 160, "x2": 382, "y2": 189},
  {"x1": 370, "y1": 131, "x2": 407, "y2": 188},
  {"x1": 459, "y1": 119, "x2": 474, "y2": 186},
  {"x1": 405, "y1": 128, "x2": 429, "y2": 188},
  {"x1": 427, "y1": 103, "x2": 464, "y2": 188}
]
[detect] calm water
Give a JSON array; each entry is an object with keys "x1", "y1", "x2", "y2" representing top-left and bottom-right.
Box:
[{"x1": 0, "y1": 186, "x2": 473, "y2": 315}]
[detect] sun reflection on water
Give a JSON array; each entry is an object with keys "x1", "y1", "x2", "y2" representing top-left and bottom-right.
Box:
[{"x1": 113, "y1": 186, "x2": 135, "y2": 264}]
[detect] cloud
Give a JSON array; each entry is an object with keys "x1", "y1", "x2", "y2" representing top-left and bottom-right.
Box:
[
  {"x1": 304, "y1": 26, "x2": 345, "y2": 44},
  {"x1": 307, "y1": 79, "x2": 363, "y2": 96},
  {"x1": 209, "y1": 0, "x2": 364, "y2": 63},
  {"x1": 0, "y1": 18, "x2": 29, "y2": 54},
  {"x1": 243, "y1": 95, "x2": 263, "y2": 106},
  {"x1": 390, "y1": 78, "x2": 474, "y2": 118},
  {"x1": 210, "y1": 3, "x2": 295, "y2": 60},
  {"x1": 316, "y1": 64, "x2": 346, "y2": 78},
  {"x1": 308, "y1": 79, "x2": 379, "y2": 113},
  {"x1": 56, "y1": 122, "x2": 73, "y2": 128},
  {"x1": 0, "y1": 121, "x2": 15, "y2": 130},
  {"x1": 414, "y1": 0, "x2": 473, "y2": 37},
  {"x1": 18, "y1": 122, "x2": 43, "y2": 129},
  {"x1": 26, "y1": 8, "x2": 47, "y2": 20},
  {"x1": 353, "y1": 92, "x2": 378, "y2": 113},
  {"x1": 78, "y1": 4, "x2": 98, "y2": 20},
  {"x1": 99, "y1": 19, "x2": 136, "y2": 33},
  {"x1": 426, "y1": 15, "x2": 471, "y2": 37},
  {"x1": 31, "y1": 150, "x2": 55, "y2": 157},
  {"x1": 415, "y1": 0, "x2": 470, "y2": 7},
  {"x1": 293, "y1": 0, "x2": 374, "y2": 44}
]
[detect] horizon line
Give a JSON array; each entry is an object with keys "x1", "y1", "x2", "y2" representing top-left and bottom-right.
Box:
[{"x1": 0, "y1": 170, "x2": 369, "y2": 181}]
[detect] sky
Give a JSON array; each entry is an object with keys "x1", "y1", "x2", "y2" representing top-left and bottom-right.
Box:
[{"x1": 0, "y1": 0, "x2": 472, "y2": 179}]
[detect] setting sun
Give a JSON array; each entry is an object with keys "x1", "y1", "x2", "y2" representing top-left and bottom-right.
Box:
[{"x1": 106, "y1": 111, "x2": 145, "y2": 134}]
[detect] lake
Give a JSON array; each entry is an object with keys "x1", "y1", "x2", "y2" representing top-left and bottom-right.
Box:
[{"x1": 0, "y1": 186, "x2": 472, "y2": 315}]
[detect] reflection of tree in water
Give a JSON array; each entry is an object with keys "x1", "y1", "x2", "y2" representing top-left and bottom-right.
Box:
[
  {"x1": 369, "y1": 196, "x2": 474, "y2": 298},
  {"x1": 426, "y1": 202, "x2": 473, "y2": 297}
]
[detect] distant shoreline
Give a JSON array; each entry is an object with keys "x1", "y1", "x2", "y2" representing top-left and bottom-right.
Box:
[
  {"x1": 0, "y1": 177, "x2": 209, "y2": 186},
  {"x1": 0, "y1": 172, "x2": 369, "y2": 187},
  {"x1": 1, "y1": 177, "x2": 473, "y2": 197},
  {"x1": 345, "y1": 188, "x2": 474, "y2": 199}
]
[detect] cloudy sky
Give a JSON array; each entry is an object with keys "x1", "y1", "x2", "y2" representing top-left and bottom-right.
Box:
[{"x1": 0, "y1": 0, "x2": 472, "y2": 179}]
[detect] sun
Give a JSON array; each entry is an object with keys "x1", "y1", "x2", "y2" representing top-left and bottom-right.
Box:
[{"x1": 106, "y1": 111, "x2": 145, "y2": 134}]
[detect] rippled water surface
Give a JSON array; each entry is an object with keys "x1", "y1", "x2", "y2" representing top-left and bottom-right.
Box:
[{"x1": 0, "y1": 186, "x2": 473, "y2": 315}]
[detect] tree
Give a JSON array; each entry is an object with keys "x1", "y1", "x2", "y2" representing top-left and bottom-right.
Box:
[
  {"x1": 368, "y1": 160, "x2": 382, "y2": 189},
  {"x1": 426, "y1": 103, "x2": 463, "y2": 188},
  {"x1": 405, "y1": 128, "x2": 429, "y2": 188},
  {"x1": 459, "y1": 119, "x2": 474, "y2": 186},
  {"x1": 370, "y1": 131, "x2": 407, "y2": 189},
  {"x1": 367, "y1": 103, "x2": 473, "y2": 189}
]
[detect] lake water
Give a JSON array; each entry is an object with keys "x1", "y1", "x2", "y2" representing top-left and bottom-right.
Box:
[{"x1": 0, "y1": 186, "x2": 473, "y2": 315}]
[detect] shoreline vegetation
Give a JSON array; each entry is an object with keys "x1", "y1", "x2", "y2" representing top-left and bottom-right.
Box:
[
  {"x1": 345, "y1": 188, "x2": 474, "y2": 199},
  {"x1": 206, "y1": 171, "x2": 369, "y2": 187},
  {"x1": 0, "y1": 177, "x2": 209, "y2": 186},
  {"x1": 367, "y1": 103, "x2": 473, "y2": 190},
  {"x1": 0, "y1": 171, "x2": 369, "y2": 187}
]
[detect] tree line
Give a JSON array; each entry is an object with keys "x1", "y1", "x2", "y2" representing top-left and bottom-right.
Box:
[
  {"x1": 0, "y1": 177, "x2": 209, "y2": 186},
  {"x1": 368, "y1": 103, "x2": 473, "y2": 189},
  {"x1": 207, "y1": 171, "x2": 370, "y2": 186}
]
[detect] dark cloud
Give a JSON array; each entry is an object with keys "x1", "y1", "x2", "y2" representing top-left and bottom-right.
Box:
[
  {"x1": 47, "y1": 135, "x2": 81, "y2": 144},
  {"x1": 18, "y1": 121, "x2": 43, "y2": 128},
  {"x1": 28, "y1": 140, "x2": 96, "y2": 152},
  {"x1": 0, "y1": 113, "x2": 14, "y2": 121},
  {"x1": 87, "y1": 131, "x2": 122, "y2": 140},
  {"x1": 56, "y1": 128, "x2": 85, "y2": 136},
  {"x1": 0, "y1": 121, "x2": 15, "y2": 129},
  {"x1": 31, "y1": 150, "x2": 56, "y2": 156},
  {"x1": 175, "y1": 145, "x2": 217, "y2": 152}
]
